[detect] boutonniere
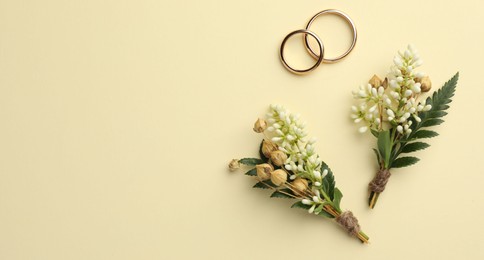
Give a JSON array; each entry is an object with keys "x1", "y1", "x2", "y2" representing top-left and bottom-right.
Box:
[
  {"x1": 229, "y1": 105, "x2": 369, "y2": 243},
  {"x1": 350, "y1": 45, "x2": 459, "y2": 208}
]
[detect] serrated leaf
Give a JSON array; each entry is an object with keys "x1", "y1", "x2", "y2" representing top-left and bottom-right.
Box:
[
  {"x1": 428, "y1": 72, "x2": 458, "y2": 110},
  {"x1": 377, "y1": 130, "x2": 392, "y2": 168},
  {"x1": 389, "y1": 73, "x2": 458, "y2": 169},
  {"x1": 391, "y1": 156, "x2": 420, "y2": 168},
  {"x1": 416, "y1": 72, "x2": 458, "y2": 125},
  {"x1": 291, "y1": 201, "x2": 311, "y2": 209},
  {"x1": 270, "y1": 189, "x2": 294, "y2": 199},
  {"x1": 245, "y1": 168, "x2": 257, "y2": 176},
  {"x1": 401, "y1": 142, "x2": 430, "y2": 153},
  {"x1": 333, "y1": 188, "x2": 343, "y2": 212},
  {"x1": 435, "y1": 104, "x2": 450, "y2": 110},
  {"x1": 427, "y1": 111, "x2": 448, "y2": 118},
  {"x1": 412, "y1": 130, "x2": 439, "y2": 139},
  {"x1": 239, "y1": 158, "x2": 264, "y2": 166},
  {"x1": 252, "y1": 180, "x2": 275, "y2": 189},
  {"x1": 252, "y1": 182, "x2": 269, "y2": 189},
  {"x1": 421, "y1": 118, "x2": 445, "y2": 127},
  {"x1": 321, "y1": 162, "x2": 335, "y2": 200}
]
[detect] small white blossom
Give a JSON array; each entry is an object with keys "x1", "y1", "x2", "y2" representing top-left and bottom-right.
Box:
[
  {"x1": 359, "y1": 126, "x2": 368, "y2": 133},
  {"x1": 312, "y1": 196, "x2": 320, "y2": 202},
  {"x1": 313, "y1": 170, "x2": 321, "y2": 180},
  {"x1": 302, "y1": 199, "x2": 312, "y2": 205},
  {"x1": 351, "y1": 45, "x2": 431, "y2": 136},
  {"x1": 308, "y1": 204, "x2": 316, "y2": 214},
  {"x1": 266, "y1": 105, "x2": 328, "y2": 204}
]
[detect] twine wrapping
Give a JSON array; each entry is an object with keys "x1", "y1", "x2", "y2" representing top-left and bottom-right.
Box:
[
  {"x1": 369, "y1": 168, "x2": 391, "y2": 193},
  {"x1": 336, "y1": 211, "x2": 361, "y2": 237}
]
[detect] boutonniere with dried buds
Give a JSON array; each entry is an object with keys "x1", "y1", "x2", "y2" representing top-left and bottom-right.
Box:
[
  {"x1": 229, "y1": 105, "x2": 369, "y2": 243},
  {"x1": 350, "y1": 45, "x2": 459, "y2": 208}
]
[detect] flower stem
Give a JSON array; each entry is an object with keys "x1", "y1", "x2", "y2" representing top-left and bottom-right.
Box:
[
  {"x1": 368, "y1": 191, "x2": 380, "y2": 209},
  {"x1": 368, "y1": 167, "x2": 391, "y2": 209}
]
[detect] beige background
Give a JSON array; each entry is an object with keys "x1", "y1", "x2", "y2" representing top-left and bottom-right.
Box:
[{"x1": 1, "y1": 0, "x2": 483, "y2": 259}]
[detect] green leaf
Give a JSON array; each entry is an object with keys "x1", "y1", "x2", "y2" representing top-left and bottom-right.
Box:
[
  {"x1": 391, "y1": 156, "x2": 420, "y2": 168},
  {"x1": 434, "y1": 104, "x2": 450, "y2": 110},
  {"x1": 377, "y1": 130, "x2": 392, "y2": 168},
  {"x1": 239, "y1": 158, "x2": 264, "y2": 166},
  {"x1": 401, "y1": 142, "x2": 431, "y2": 153},
  {"x1": 314, "y1": 204, "x2": 324, "y2": 214},
  {"x1": 332, "y1": 188, "x2": 343, "y2": 212},
  {"x1": 317, "y1": 209, "x2": 335, "y2": 219},
  {"x1": 245, "y1": 168, "x2": 257, "y2": 176},
  {"x1": 421, "y1": 118, "x2": 445, "y2": 127},
  {"x1": 291, "y1": 201, "x2": 311, "y2": 210},
  {"x1": 427, "y1": 111, "x2": 448, "y2": 118},
  {"x1": 370, "y1": 129, "x2": 380, "y2": 138},
  {"x1": 414, "y1": 72, "x2": 458, "y2": 129},
  {"x1": 387, "y1": 73, "x2": 458, "y2": 170},
  {"x1": 412, "y1": 130, "x2": 439, "y2": 139},
  {"x1": 252, "y1": 180, "x2": 276, "y2": 189},
  {"x1": 372, "y1": 148, "x2": 381, "y2": 164},
  {"x1": 270, "y1": 189, "x2": 294, "y2": 199},
  {"x1": 321, "y1": 162, "x2": 335, "y2": 200}
]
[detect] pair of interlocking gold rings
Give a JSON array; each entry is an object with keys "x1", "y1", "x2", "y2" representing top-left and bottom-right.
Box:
[{"x1": 279, "y1": 9, "x2": 357, "y2": 75}]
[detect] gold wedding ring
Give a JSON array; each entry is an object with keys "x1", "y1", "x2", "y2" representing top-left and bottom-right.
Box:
[
  {"x1": 279, "y1": 9, "x2": 357, "y2": 74},
  {"x1": 280, "y1": 29, "x2": 324, "y2": 75},
  {"x1": 304, "y1": 9, "x2": 357, "y2": 63}
]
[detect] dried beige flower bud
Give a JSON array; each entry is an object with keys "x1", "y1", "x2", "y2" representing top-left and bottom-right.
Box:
[
  {"x1": 270, "y1": 150, "x2": 287, "y2": 166},
  {"x1": 271, "y1": 169, "x2": 287, "y2": 186},
  {"x1": 228, "y1": 159, "x2": 240, "y2": 171},
  {"x1": 382, "y1": 77, "x2": 388, "y2": 89},
  {"x1": 419, "y1": 76, "x2": 432, "y2": 92},
  {"x1": 369, "y1": 75, "x2": 382, "y2": 88},
  {"x1": 253, "y1": 118, "x2": 267, "y2": 133},
  {"x1": 256, "y1": 163, "x2": 273, "y2": 180},
  {"x1": 291, "y1": 178, "x2": 308, "y2": 196},
  {"x1": 261, "y1": 140, "x2": 278, "y2": 158}
]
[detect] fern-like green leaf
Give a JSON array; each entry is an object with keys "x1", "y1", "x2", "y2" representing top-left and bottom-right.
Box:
[
  {"x1": 252, "y1": 180, "x2": 276, "y2": 189},
  {"x1": 245, "y1": 168, "x2": 257, "y2": 176},
  {"x1": 391, "y1": 156, "x2": 420, "y2": 168},
  {"x1": 270, "y1": 189, "x2": 294, "y2": 199},
  {"x1": 420, "y1": 118, "x2": 445, "y2": 127},
  {"x1": 239, "y1": 158, "x2": 264, "y2": 166},
  {"x1": 397, "y1": 72, "x2": 458, "y2": 163},
  {"x1": 412, "y1": 130, "x2": 439, "y2": 139},
  {"x1": 401, "y1": 142, "x2": 430, "y2": 153},
  {"x1": 427, "y1": 111, "x2": 448, "y2": 118},
  {"x1": 415, "y1": 72, "x2": 459, "y2": 130}
]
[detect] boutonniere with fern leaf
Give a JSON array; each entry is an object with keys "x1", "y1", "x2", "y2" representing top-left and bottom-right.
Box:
[
  {"x1": 229, "y1": 105, "x2": 369, "y2": 243},
  {"x1": 350, "y1": 45, "x2": 459, "y2": 208}
]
